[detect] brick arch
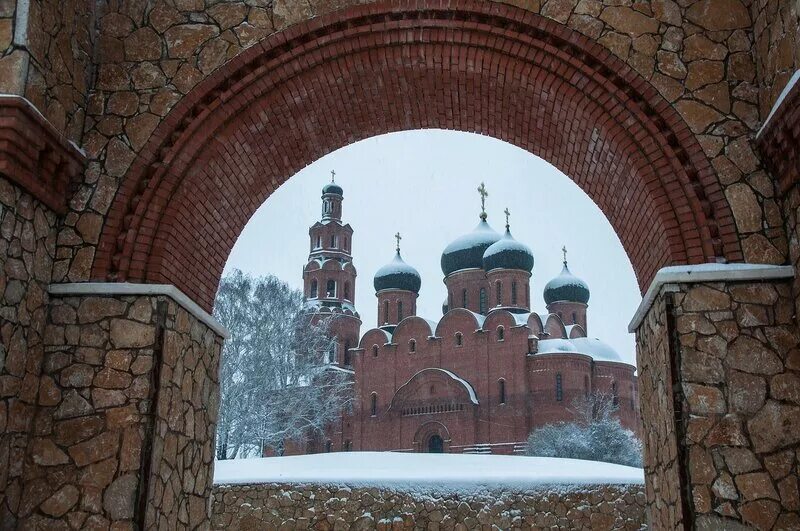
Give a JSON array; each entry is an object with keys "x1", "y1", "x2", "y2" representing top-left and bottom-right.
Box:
[{"x1": 94, "y1": 0, "x2": 742, "y2": 311}]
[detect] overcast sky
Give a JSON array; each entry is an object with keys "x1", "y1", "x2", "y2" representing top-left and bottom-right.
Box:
[{"x1": 224, "y1": 130, "x2": 640, "y2": 364}]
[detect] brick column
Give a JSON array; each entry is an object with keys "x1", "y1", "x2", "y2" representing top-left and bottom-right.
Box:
[
  {"x1": 18, "y1": 284, "x2": 226, "y2": 529},
  {"x1": 630, "y1": 264, "x2": 800, "y2": 529}
]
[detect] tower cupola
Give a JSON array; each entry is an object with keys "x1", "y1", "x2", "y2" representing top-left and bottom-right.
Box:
[
  {"x1": 374, "y1": 233, "x2": 420, "y2": 327},
  {"x1": 483, "y1": 208, "x2": 532, "y2": 312},
  {"x1": 544, "y1": 247, "x2": 590, "y2": 332}
]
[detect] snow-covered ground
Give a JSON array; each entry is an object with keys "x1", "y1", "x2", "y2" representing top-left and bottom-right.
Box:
[{"x1": 214, "y1": 452, "x2": 644, "y2": 492}]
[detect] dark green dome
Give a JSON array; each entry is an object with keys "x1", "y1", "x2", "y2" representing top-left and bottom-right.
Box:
[
  {"x1": 482, "y1": 229, "x2": 534, "y2": 272},
  {"x1": 322, "y1": 183, "x2": 343, "y2": 196},
  {"x1": 374, "y1": 252, "x2": 421, "y2": 293},
  {"x1": 544, "y1": 264, "x2": 590, "y2": 304},
  {"x1": 441, "y1": 220, "x2": 501, "y2": 276}
]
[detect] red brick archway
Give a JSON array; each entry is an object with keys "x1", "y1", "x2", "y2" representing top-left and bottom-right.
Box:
[{"x1": 93, "y1": 0, "x2": 742, "y2": 312}]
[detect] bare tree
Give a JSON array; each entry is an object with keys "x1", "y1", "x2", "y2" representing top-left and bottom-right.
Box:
[{"x1": 214, "y1": 270, "x2": 353, "y2": 459}]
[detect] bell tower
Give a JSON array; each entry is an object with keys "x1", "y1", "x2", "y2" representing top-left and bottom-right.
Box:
[{"x1": 302, "y1": 171, "x2": 361, "y2": 366}]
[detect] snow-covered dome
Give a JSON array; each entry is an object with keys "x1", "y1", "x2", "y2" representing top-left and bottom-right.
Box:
[
  {"x1": 374, "y1": 251, "x2": 421, "y2": 293},
  {"x1": 569, "y1": 337, "x2": 623, "y2": 362},
  {"x1": 441, "y1": 220, "x2": 502, "y2": 276},
  {"x1": 322, "y1": 182, "x2": 343, "y2": 196},
  {"x1": 537, "y1": 338, "x2": 579, "y2": 354},
  {"x1": 482, "y1": 228, "x2": 534, "y2": 272},
  {"x1": 543, "y1": 263, "x2": 590, "y2": 305}
]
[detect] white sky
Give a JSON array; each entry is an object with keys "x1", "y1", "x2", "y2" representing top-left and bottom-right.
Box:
[{"x1": 224, "y1": 130, "x2": 640, "y2": 365}]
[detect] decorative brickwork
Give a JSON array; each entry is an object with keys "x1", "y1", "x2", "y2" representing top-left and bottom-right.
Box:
[
  {"x1": 636, "y1": 277, "x2": 800, "y2": 529},
  {"x1": 0, "y1": 97, "x2": 86, "y2": 214},
  {"x1": 211, "y1": 483, "x2": 646, "y2": 529},
  {"x1": 14, "y1": 292, "x2": 222, "y2": 528}
]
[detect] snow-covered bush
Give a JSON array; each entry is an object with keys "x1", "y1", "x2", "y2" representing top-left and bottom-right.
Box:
[
  {"x1": 214, "y1": 270, "x2": 353, "y2": 459},
  {"x1": 526, "y1": 392, "x2": 642, "y2": 467}
]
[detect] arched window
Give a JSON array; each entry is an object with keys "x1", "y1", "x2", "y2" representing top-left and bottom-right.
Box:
[
  {"x1": 462, "y1": 289, "x2": 467, "y2": 308},
  {"x1": 455, "y1": 332, "x2": 463, "y2": 347},
  {"x1": 343, "y1": 341, "x2": 351, "y2": 366},
  {"x1": 479, "y1": 288, "x2": 487, "y2": 314},
  {"x1": 344, "y1": 440, "x2": 352, "y2": 451},
  {"x1": 372, "y1": 345, "x2": 378, "y2": 357},
  {"x1": 556, "y1": 373, "x2": 563, "y2": 401},
  {"x1": 497, "y1": 326, "x2": 505, "y2": 341},
  {"x1": 496, "y1": 281, "x2": 502, "y2": 305},
  {"x1": 344, "y1": 282, "x2": 351, "y2": 300},
  {"x1": 498, "y1": 379, "x2": 506, "y2": 404},
  {"x1": 397, "y1": 300, "x2": 403, "y2": 321},
  {"x1": 344, "y1": 237, "x2": 348, "y2": 250},
  {"x1": 511, "y1": 281, "x2": 517, "y2": 305},
  {"x1": 328, "y1": 343, "x2": 337, "y2": 364},
  {"x1": 330, "y1": 234, "x2": 337, "y2": 248},
  {"x1": 409, "y1": 339, "x2": 416, "y2": 353},
  {"x1": 383, "y1": 300, "x2": 389, "y2": 324},
  {"x1": 325, "y1": 440, "x2": 332, "y2": 452},
  {"x1": 612, "y1": 381, "x2": 619, "y2": 406},
  {"x1": 310, "y1": 279, "x2": 318, "y2": 298},
  {"x1": 572, "y1": 311, "x2": 577, "y2": 324},
  {"x1": 326, "y1": 279, "x2": 336, "y2": 298},
  {"x1": 315, "y1": 235, "x2": 321, "y2": 248},
  {"x1": 370, "y1": 393, "x2": 377, "y2": 416}
]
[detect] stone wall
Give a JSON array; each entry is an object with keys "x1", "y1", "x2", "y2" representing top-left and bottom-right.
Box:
[
  {"x1": 211, "y1": 483, "x2": 646, "y2": 530},
  {"x1": 636, "y1": 277, "x2": 800, "y2": 529},
  {"x1": 0, "y1": 176, "x2": 58, "y2": 525},
  {"x1": 750, "y1": 0, "x2": 799, "y2": 118},
  {"x1": 15, "y1": 291, "x2": 222, "y2": 529}
]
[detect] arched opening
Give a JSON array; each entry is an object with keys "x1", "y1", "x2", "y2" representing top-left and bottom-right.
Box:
[{"x1": 427, "y1": 435, "x2": 444, "y2": 454}]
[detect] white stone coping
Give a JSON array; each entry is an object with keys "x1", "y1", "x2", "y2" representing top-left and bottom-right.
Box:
[
  {"x1": 628, "y1": 263, "x2": 795, "y2": 332},
  {"x1": 48, "y1": 283, "x2": 230, "y2": 338},
  {"x1": 757, "y1": 69, "x2": 800, "y2": 139}
]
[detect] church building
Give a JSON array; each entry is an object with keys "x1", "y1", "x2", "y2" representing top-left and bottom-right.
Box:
[{"x1": 301, "y1": 178, "x2": 639, "y2": 455}]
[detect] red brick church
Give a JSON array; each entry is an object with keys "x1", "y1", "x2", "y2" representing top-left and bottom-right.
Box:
[{"x1": 300, "y1": 178, "x2": 639, "y2": 455}]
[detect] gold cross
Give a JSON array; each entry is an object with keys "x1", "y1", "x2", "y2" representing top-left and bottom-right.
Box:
[
  {"x1": 330, "y1": 169, "x2": 336, "y2": 183},
  {"x1": 477, "y1": 182, "x2": 488, "y2": 220},
  {"x1": 562, "y1": 245, "x2": 568, "y2": 265},
  {"x1": 395, "y1": 232, "x2": 402, "y2": 252},
  {"x1": 504, "y1": 207, "x2": 510, "y2": 229}
]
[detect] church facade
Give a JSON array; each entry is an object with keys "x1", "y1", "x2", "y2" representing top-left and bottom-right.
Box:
[{"x1": 301, "y1": 179, "x2": 639, "y2": 455}]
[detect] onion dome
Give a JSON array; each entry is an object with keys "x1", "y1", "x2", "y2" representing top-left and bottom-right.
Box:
[
  {"x1": 544, "y1": 261, "x2": 590, "y2": 305},
  {"x1": 322, "y1": 182, "x2": 343, "y2": 196},
  {"x1": 374, "y1": 251, "x2": 421, "y2": 293},
  {"x1": 441, "y1": 220, "x2": 502, "y2": 276},
  {"x1": 483, "y1": 228, "x2": 534, "y2": 272}
]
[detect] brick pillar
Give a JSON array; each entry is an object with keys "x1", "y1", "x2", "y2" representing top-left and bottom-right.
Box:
[
  {"x1": 631, "y1": 264, "x2": 800, "y2": 529},
  {"x1": 18, "y1": 285, "x2": 225, "y2": 529}
]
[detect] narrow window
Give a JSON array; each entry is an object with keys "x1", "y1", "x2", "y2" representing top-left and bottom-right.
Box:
[
  {"x1": 511, "y1": 281, "x2": 517, "y2": 305},
  {"x1": 556, "y1": 373, "x2": 563, "y2": 401},
  {"x1": 525, "y1": 284, "x2": 530, "y2": 306},
  {"x1": 344, "y1": 440, "x2": 352, "y2": 451},
  {"x1": 325, "y1": 441, "x2": 332, "y2": 452},
  {"x1": 343, "y1": 341, "x2": 351, "y2": 366},
  {"x1": 310, "y1": 279, "x2": 318, "y2": 298},
  {"x1": 344, "y1": 237, "x2": 348, "y2": 250},
  {"x1": 584, "y1": 375, "x2": 590, "y2": 398},
  {"x1": 572, "y1": 311, "x2": 577, "y2": 324},
  {"x1": 326, "y1": 279, "x2": 336, "y2": 298},
  {"x1": 462, "y1": 289, "x2": 467, "y2": 308},
  {"x1": 496, "y1": 281, "x2": 502, "y2": 305},
  {"x1": 455, "y1": 332, "x2": 463, "y2": 347},
  {"x1": 383, "y1": 300, "x2": 389, "y2": 324},
  {"x1": 344, "y1": 282, "x2": 351, "y2": 300},
  {"x1": 409, "y1": 339, "x2": 416, "y2": 353},
  {"x1": 479, "y1": 288, "x2": 487, "y2": 314},
  {"x1": 499, "y1": 379, "x2": 506, "y2": 404},
  {"x1": 372, "y1": 345, "x2": 379, "y2": 357},
  {"x1": 612, "y1": 382, "x2": 619, "y2": 407},
  {"x1": 448, "y1": 291, "x2": 453, "y2": 309},
  {"x1": 397, "y1": 300, "x2": 403, "y2": 321},
  {"x1": 497, "y1": 326, "x2": 505, "y2": 341},
  {"x1": 315, "y1": 235, "x2": 321, "y2": 248},
  {"x1": 370, "y1": 393, "x2": 377, "y2": 416},
  {"x1": 330, "y1": 235, "x2": 336, "y2": 248},
  {"x1": 328, "y1": 343, "x2": 337, "y2": 364}
]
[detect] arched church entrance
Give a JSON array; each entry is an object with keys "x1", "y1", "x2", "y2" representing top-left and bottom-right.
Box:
[
  {"x1": 428, "y1": 435, "x2": 445, "y2": 454},
  {"x1": 5, "y1": 0, "x2": 796, "y2": 528}
]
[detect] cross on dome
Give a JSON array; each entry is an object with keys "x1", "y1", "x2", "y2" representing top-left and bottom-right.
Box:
[
  {"x1": 504, "y1": 207, "x2": 511, "y2": 230},
  {"x1": 562, "y1": 245, "x2": 568, "y2": 266},
  {"x1": 395, "y1": 232, "x2": 402, "y2": 253},
  {"x1": 330, "y1": 169, "x2": 336, "y2": 183},
  {"x1": 477, "y1": 182, "x2": 488, "y2": 221}
]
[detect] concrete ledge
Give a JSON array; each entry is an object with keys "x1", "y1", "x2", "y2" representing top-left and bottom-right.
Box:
[
  {"x1": 628, "y1": 264, "x2": 795, "y2": 332},
  {"x1": 48, "y1": 282, "x2": 230, "y2": 338}
]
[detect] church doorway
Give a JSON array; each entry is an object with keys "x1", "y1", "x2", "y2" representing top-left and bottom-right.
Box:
[{"x1": 428, "y1": 435, "x2": 444, "y2": 454}]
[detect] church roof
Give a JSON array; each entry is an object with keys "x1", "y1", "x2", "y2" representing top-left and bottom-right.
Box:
[
  {"x1": 536, "y1": 337, "x2": 623, "y2": 362},
  {"x1": 482, "y1": 228, "x2": 534, "y2": 272},
  {"x1": 322, "y1": 182, "x2": 343, "y2": 196},
  {"x1": 374, "y1": 251, "x2": 421, "y2": 293},
  {"x1": 441, "y1": 220, "x2": 502, "y2": 276},
  {"x1": 543, "y1": 263, "x2": 590, "y2": 304}
]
